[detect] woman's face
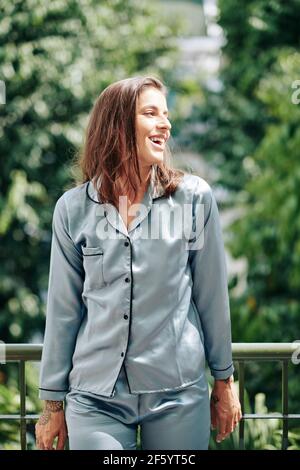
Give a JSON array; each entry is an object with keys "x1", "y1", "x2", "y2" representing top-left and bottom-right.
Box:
[{"x1": 135, "y1": 87, "x2": 171, "y2": 169}]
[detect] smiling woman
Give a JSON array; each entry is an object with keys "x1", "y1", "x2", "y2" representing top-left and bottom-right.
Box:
[
  {"x1": 78, "y1": 76, "x2": 184, "y2": 212},
  {"x1": 74, "y1": 77, "x2": 185, "y2": 231},
  {"x1": 136, "y1": 89, "x2": 171, "y2": 161},
  {"x1": 35, "y1": 75, "x2": 241, "y2": 451}
]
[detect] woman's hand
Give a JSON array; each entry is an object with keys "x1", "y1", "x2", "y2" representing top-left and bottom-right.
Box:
[
  {"x1": 210, "y1": 376, "x2": 242, "y2": 443},
  {"x1": 35, "y1": 401, "x2": 68, "y2": 450}
]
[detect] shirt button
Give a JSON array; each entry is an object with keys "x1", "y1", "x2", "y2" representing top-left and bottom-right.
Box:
[
  {"x1": 104, "y1": 211, "x2": 107, "y2": 217},
  {"x1": 121, "y1": 352, "x2": 124, "y2": 357},
  {"x1": 123, "y1": 314, "x2": 128, "y2": 320},
  {"x1": 125, "y1": 277, "x2": 130, "y2": 283},
  {"x1": 124, "y1": 241, "x2": 129, "y2": 247}
]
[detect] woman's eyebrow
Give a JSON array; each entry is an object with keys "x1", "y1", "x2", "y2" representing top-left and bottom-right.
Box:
[{"x1": 140, "y1": 104, "x2": 169, "y2": 115}]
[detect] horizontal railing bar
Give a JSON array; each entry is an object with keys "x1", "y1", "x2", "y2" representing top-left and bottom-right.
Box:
[
  {"x1": 5, "y1": 344, "x2": 43, "y2": 361},
  {"x1": 243, "y1": 413, "x2": 300, "y2": 419},
  {"x1": 233, "y1": 358, "x2": 294, "y2": 361},
  {"x1": 232, "y1": 343, "x2": 299, "y2": 359},
  {"x1": 0, "y1": 414, "x2": 40, "y2": 420},
  {"x1": 3, "y1": 343, "x2": 299, "y2": 362}
]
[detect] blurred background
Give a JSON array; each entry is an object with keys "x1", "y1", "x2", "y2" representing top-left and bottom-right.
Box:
[{"x1": 0, "y1": 0, "x2": 300, "y2": 450}]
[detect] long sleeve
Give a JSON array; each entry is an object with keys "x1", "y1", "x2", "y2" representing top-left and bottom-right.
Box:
[
  {"x1": 188, "y1": 180, "x2": 234, "y2": 380},
  {"x1": 39, "y1": 195, "x2": 84, "y2": 400}
]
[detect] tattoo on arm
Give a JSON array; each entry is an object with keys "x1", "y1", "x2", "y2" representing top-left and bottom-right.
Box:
[
  {"x1": 38, "y1": 401, "x2": 64, "y2": 426},
  {"x1": 44, "y1": 400, "x2": 64, "y2": 412}
]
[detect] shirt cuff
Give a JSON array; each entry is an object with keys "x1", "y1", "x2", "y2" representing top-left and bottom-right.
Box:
[
  {"x1": 39, "y1": 388, "x2": 68, "y2": 401},
  {"x1": 210, "y1": 362, "x2": 234, "y2": 380}
]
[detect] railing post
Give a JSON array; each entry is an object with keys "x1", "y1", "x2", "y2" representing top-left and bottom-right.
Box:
[
  {"x1": 19, "y1": 360, "x2": 27, "y2": 450},
  {"x1": 281, "y1": 359, "x2": 289, "y2": 450},
  {"x1": 238, "y1": 361, "x2": 245, "y2": 450}
]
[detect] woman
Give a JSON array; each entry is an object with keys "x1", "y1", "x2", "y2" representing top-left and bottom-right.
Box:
[{"x1": 35, "y1": 76, "x2": 241, "y2": 451}]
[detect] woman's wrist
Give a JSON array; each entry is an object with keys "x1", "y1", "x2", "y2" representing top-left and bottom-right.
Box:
[
  {"x1": 44, "y1": 400, "x2": 64, "y2": 412},
  {"x1": 213, "y1": 375, "x2": 234, "y2": 387}
]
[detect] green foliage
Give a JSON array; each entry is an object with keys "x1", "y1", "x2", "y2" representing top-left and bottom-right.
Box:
[
  {"x1": 186, "y1": 0, "x2": 300, "y2": 190},
  {"x1": 160, "y1": 0, "x2": 206, "y2": 36},
  {"x1": 209, "y1": 386, "x2": 300, "y2": 450},
  {"x1": 0, "y1": 383, "x2": 20, "y2": 448},
  {"x1": 0, "y1": 362, "x2": 41, "y2": 449},
  {"x1": 229, "y1": 50, "x2": 300, "y2": 295},
  {"x1": 228, "y1": 49, "x2": 300, "y2": 412}
]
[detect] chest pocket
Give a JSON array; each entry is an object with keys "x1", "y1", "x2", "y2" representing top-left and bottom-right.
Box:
[{"x1": 81, "y1": 246, "x2": 105, "y2": 290}]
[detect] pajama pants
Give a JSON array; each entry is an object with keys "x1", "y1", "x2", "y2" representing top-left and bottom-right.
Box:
[{"x1": 64, "y1": 365, "x2": 210, "y2": 450}]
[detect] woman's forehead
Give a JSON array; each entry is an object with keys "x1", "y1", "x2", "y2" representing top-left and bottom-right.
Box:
[{"x1": 137, "y1": 87, "x2": 167, "y2": 109}]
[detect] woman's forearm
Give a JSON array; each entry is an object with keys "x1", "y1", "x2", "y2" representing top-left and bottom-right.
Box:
[
  {"x1": 38, "y1": 401, "x2": 64, "y2": 425},
  {"x1": 44, "y1": 400, "x2": 64, "y2": 411}
]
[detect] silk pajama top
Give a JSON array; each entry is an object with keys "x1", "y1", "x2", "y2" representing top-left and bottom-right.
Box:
[{"x1": 39, "y1": 165, "x2": 234, "y2": 401}]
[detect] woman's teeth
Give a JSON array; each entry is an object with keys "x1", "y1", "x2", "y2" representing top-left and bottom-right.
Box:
[{"x1": 149, "y1": 137, "x2": 164, "y2": 149}]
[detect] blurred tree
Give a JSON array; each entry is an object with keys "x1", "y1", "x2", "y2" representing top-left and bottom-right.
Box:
[
  {"x1": 0, "y1": 0, "x2": 181, "y2": 346},
  {"x1": 186, "y1": 0, "x2": 300, "y2": 192},
  {"x1": 228, "y1": 50, "x2": 300, "y2": 412}
]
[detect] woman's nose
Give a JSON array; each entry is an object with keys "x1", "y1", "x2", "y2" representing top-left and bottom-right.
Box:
[{"x1": 157, "y1": 117, "x2": 171, "y2": 131}]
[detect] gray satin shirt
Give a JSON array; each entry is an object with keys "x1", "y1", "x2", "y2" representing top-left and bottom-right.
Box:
[{"x1": 39, "y1": 166, "x2": 234, "y2": 400}]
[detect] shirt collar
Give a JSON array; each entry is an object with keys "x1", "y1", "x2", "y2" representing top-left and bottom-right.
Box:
[{"x1": 86, "y1": 164, "x2": 166, "y2": 205}]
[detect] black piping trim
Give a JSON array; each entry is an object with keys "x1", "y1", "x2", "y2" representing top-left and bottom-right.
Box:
[
  {"x1": 211, "y1": 363, "x2": 233, "y2": 372},
  {"x1": 82, "y1": 253, "x2": 103, "y2": 257},
  {"x1": 39, "y1": 387, "x2": 68, "y2": 392},
  {"x1": 86, "y1": 180, "x2": 165, "y2": 205},
  {"x1": 109, "y1": 231, "x2": 134, "y2": 397},
  {"x1": 86, "y1": 181, "x2": 101, "y2": 204}
]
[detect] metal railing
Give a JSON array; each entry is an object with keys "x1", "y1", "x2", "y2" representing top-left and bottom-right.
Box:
[
  {"x1": 0, "y1": 343, "x2": 300, "y2": 450},
  {"x1": 233, "y1": 343, "x2": 300, "y2": 450},
  {"x1": 0, "y1": 344, "x2": 42, "y2": 450}
]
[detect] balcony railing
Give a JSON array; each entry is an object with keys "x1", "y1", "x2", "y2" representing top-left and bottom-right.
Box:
[{"x1": 0, "y1": 343, "x2": 300, "y2": 450}]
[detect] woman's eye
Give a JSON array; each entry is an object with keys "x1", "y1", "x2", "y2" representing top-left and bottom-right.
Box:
[{"x1": 145, "y1": 112, "x2": 154, "y2": 116}]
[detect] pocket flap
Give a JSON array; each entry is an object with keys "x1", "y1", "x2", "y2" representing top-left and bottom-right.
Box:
[{"x1": 81, "y1": 246, "x2": 103, "y2": 256}]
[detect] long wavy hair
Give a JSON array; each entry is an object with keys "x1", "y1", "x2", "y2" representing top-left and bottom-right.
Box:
[{"x1": 76, "y1": 75, "x2": 184, "y2": 207}]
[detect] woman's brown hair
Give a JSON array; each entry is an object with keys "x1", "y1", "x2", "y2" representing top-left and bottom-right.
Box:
[{"x1": 76, "y1": 75, "x2": 184, "y2": 207}]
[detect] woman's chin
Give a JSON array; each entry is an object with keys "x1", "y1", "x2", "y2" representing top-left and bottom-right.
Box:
[
  {"x1": 138, "y1": 151, "x2": 165, "y2": 167},
  {"x1": 150, "y1": 152, "x2": 164, "y2": 164}
]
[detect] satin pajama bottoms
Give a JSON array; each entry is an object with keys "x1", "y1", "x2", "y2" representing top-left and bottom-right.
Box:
[{"x1": 65, "y1": 365, "x2": 210, "y2": 450}]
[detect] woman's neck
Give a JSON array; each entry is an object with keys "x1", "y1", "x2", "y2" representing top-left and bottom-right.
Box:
[{"x1": 119, "y1": 166, "x2": 152, "y2": 205}]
